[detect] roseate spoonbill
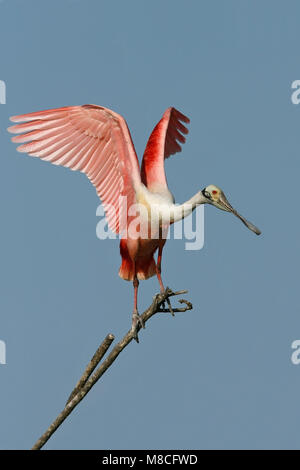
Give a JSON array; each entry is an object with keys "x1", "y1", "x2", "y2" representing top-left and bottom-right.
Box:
[{"x1": 8, "y1": 105, "x2": 261, "y2": 341}]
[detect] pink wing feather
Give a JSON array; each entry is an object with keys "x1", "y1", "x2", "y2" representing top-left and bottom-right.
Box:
[
  {"x1": 141, "y1": 107, "x2": 190, "y2": 190},
  {"x1": 8, "y1": 104, "x2": 141, "y2": 234}
]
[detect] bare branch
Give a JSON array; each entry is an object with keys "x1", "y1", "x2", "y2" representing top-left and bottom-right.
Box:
[
  {"x1": 66, "y1": 334, "x2": 115, "y2": 405},
  {"x1": 31, "y1": 288, "x2": 193, "y2": 450},
  {"x1": 158, "y1": 299, "x2": 193, "y2": 312}
]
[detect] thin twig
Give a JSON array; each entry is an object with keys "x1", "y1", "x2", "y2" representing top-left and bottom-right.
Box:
[
  {"x1": 66, "y1": 334, "x2": 115, "y2": 405},
  {"x1": 31, "y1": 288, "x2": 192, "y2": 450},
  {"x1": 158, "y1": 299, "x2": 193, "y2": 312}
]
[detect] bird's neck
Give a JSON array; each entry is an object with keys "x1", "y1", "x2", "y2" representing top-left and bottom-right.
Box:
[{"x1": 170, "y1": 191, "x2": 206, "y2": 223}]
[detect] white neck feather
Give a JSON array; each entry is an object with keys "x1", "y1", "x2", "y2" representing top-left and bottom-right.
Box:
[{"x1": 169, "y1": 191, "x2": 207, "y2": 223}]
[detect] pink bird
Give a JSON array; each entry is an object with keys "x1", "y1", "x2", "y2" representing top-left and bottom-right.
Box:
[{"x1": 8, "y1": 105, "x2": 261, "y2": 341}]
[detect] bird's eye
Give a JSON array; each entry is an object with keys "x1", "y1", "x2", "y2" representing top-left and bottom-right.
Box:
[{"x1": 212, "y1": 190, "x2": 218, "y2": 195}]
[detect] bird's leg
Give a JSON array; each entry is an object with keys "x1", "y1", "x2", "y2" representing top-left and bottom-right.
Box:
[
  {"x1": 131, "y1": 274, "x2": 145, "y2": 343},
  {"x1": 156, "y1": 247, "x2": 165, "y2": 293},
  {"x1": 156, "y1": 246, "x2": 174, "y2": 316}
]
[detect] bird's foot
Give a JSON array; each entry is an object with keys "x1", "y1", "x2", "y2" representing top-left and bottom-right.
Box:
[
  {"x1": 161, "y1": 287, "x2": 175, "y2": 317},
  {"x1": 131, "y1": 311, "x2": 145, "y2": 343},
  {"x1": 166, "y1": 297, "x2": 175, "y2": 316}
]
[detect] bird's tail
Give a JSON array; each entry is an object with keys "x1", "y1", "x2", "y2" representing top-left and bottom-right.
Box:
[{"x1": 119, "y1": 240, "x2": 156, "y2": 281}]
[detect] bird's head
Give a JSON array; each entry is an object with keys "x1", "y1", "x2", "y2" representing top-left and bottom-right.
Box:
[{"x1": 201, "y1": 184, "x2": 261, "y2": 235}]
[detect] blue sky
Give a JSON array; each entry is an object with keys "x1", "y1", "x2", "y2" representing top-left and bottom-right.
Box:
[{"x1": 0, "y1": 0, "x2": 300, "y2": 450}]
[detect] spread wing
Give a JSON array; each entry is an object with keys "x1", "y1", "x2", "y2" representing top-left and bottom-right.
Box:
[
  {"x1": 8, "y1": 104, "x2": 141, "y2": 233},
  {"x1": 141, "y1": 107, "x2": 190, "y2": 190}
]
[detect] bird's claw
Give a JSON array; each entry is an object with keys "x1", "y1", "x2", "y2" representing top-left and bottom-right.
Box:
[
  {"x1": 131, "y1": 311, "x2": 145, "y2": 343},
  {"x1": 161, "y1": 288, "x2": 175, "y2": 316},
  {"x1": 166, "y1": 297, "x2": 175, "y2": 316}
]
